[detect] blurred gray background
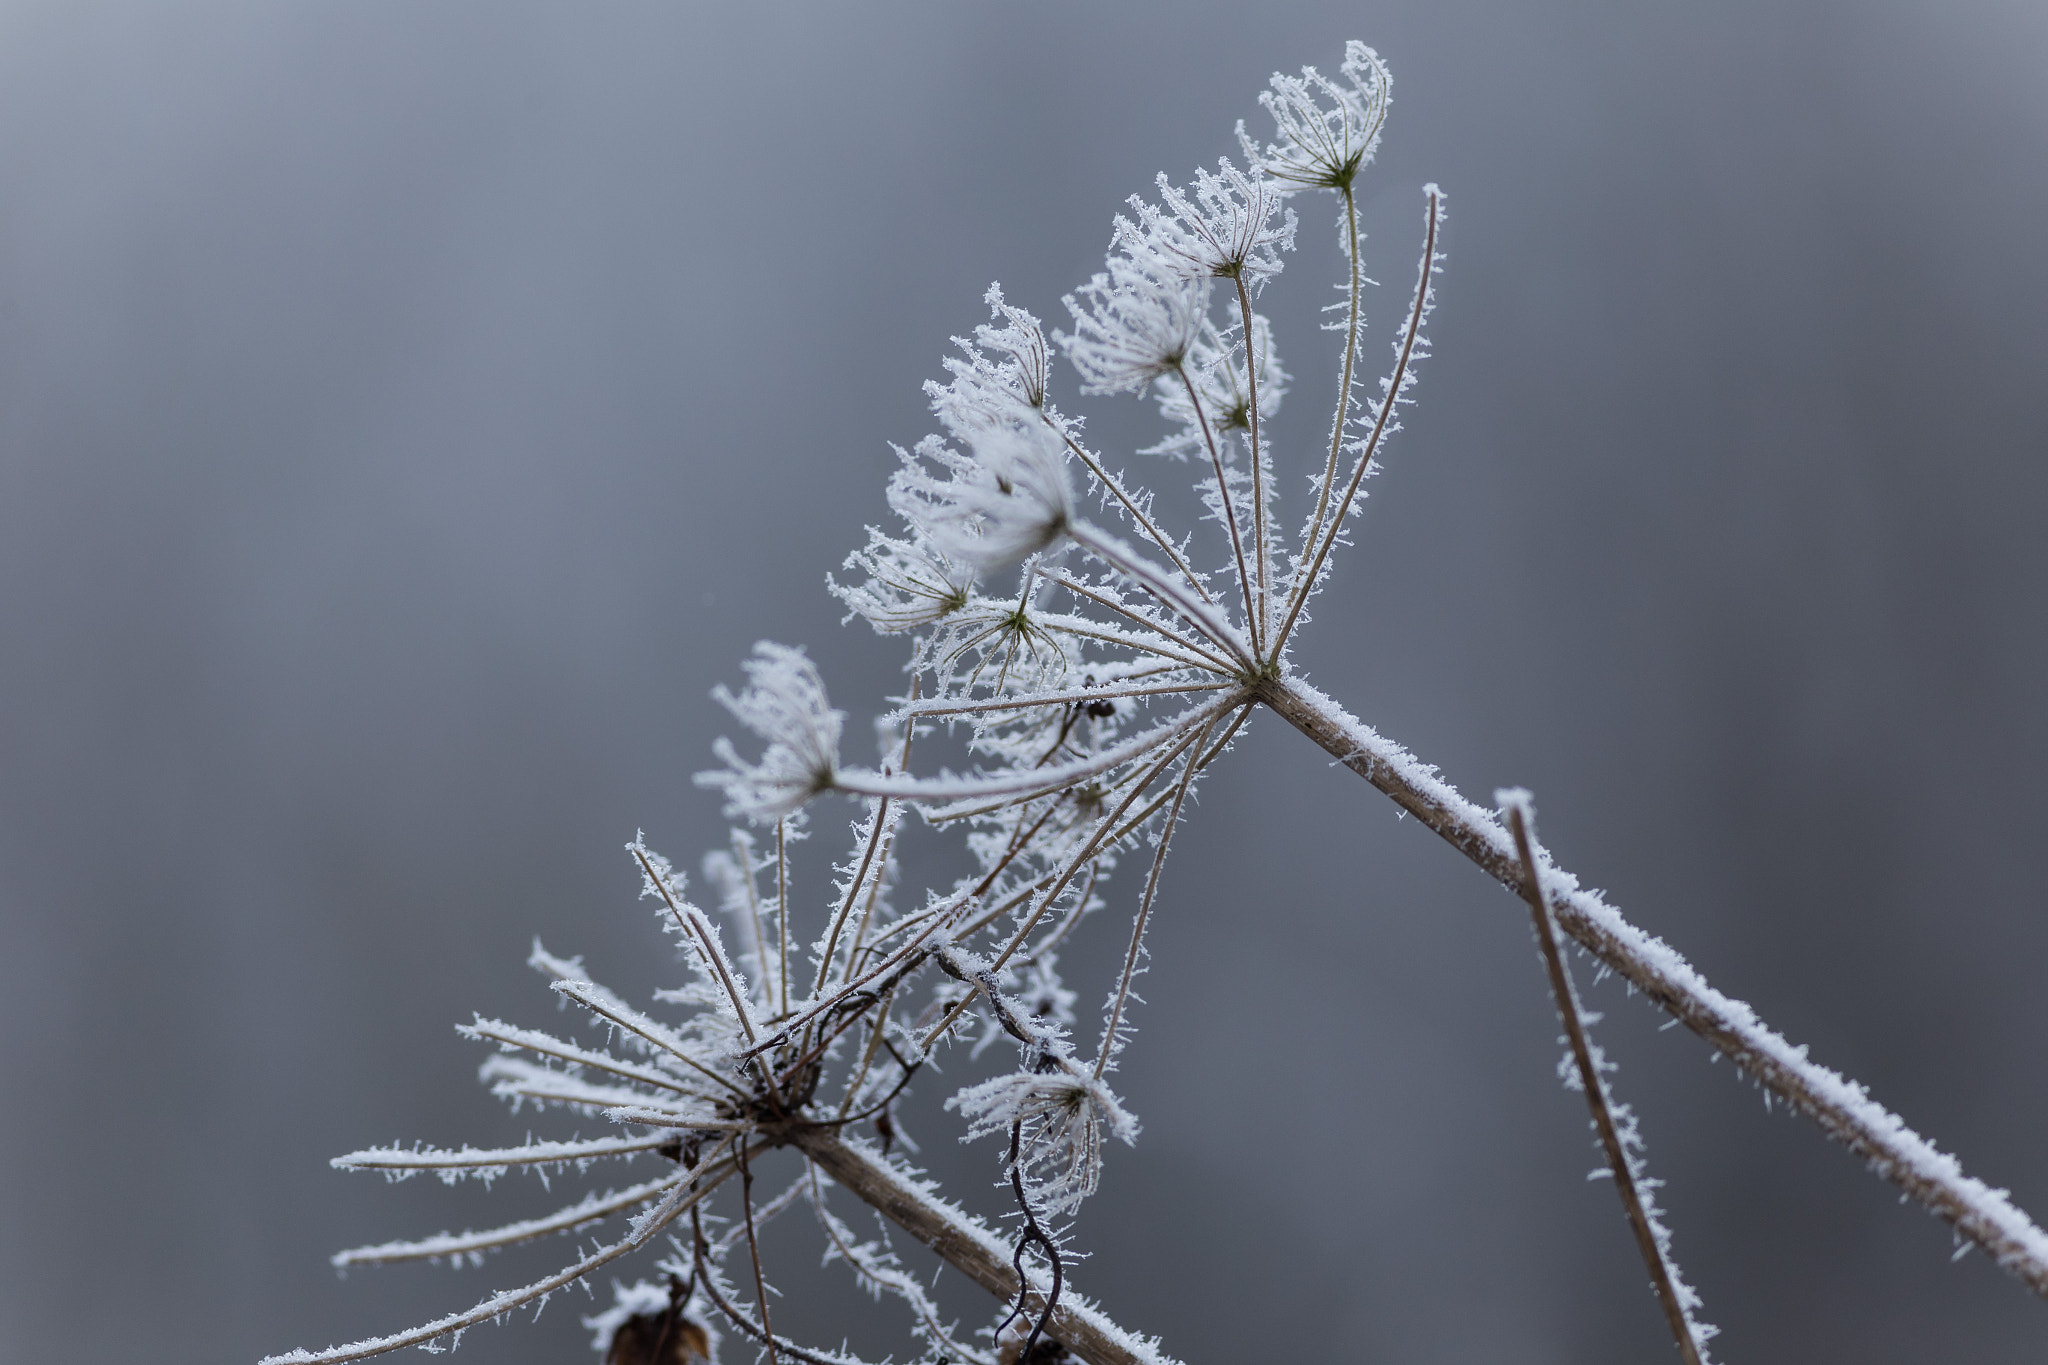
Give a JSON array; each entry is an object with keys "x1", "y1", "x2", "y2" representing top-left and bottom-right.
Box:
[{"x1": 4, "y1": 2, "x2": 2046, "y2": 1361}]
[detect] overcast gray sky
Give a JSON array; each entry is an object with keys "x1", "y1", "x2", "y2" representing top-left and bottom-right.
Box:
[{"x1": 3, "y1": 3, "x2": 2047, "y2": 1362}]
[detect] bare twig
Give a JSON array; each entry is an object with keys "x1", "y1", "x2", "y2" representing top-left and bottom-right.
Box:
[
  {"x1": 1294, "y1": 184, "x2": 1362, "y2": 581},
  {"x1": 1272, "y1": 185, "x2": 1440, "y2": 655},
  {"x1": 997, "y1": 1120, "x2": 1065, "y2": 1365},
  {"x1": 1095, "y1": 716, "x2": 1213, "y2": 1078},
  {"x1": 737, "y1": 1141, "x2": 781, "y2": 1365},
  {"x1": 1169, "y1": 363, "x2": 1259, "y2": 642},
  {"x1": 1505, "y1": 795, "x2": 1710, "y2": 1363},
  {"x1": 1260, "y1": 672, "x2": 2048, "y2": 1294}
]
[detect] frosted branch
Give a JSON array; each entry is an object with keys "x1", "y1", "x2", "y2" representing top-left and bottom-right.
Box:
[
  {"x1": 1262, "y1": 673, "x2": 2048, "y2": 1295},
  {"x1": 1503, "y1": 793, "x2": 1715, "y2": 1362}
]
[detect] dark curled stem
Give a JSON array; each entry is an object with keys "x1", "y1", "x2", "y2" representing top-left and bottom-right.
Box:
[
  {"x1": 996, "y1": 1121, "x2": 1064, "y2": 1365},
  {"x1": 1506, "y1": 801, "x2": 1706, "y2": 1365},
  {"x1": 836, "y1": 1040, "x2": 924, "y2": 1126}
]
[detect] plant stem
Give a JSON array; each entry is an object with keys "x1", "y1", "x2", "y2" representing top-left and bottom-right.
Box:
[
  {"x1": 1272, "y1": 186, "x2": 1439, "y2": 657},
  {"x1": 1295, "y1": 185, "x2": 1362, "y2": 587},
  {"x1": 1170, "y1": 364, "x2": 1259, "y2": 649},
  {"x1": 1257, "y1": 671, "x2": 2048, "y2": 1295},
  {"x1": 1507, "y1": 801, "x2": 1707, "y2": 1365},
  {"x1": 1235, "y1": 274, "x2": 1270, "y2": 646},
  {"x1": 1048, "y1": 418, "x2": 1216, "y2": 608},
  {"x1": 1095, "y1": 717, "x2": 1213, "y2": 1079},
  {"x1": 791, "y1": 1128, "x2": 1176, "y2": 1365},
  {"x1": 1067, "y1": 521, "x2": 1252, "y2": 672},
  {"x1": 777, "y1": 819, "x2": 791, "y2": 1016},
  {"x1": 737, "y1": 1142, "x2": 781, "y2": 1365}
]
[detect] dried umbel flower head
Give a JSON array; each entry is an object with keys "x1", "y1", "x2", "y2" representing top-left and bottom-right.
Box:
[
  {"x1": 1238, "y1": 39, "x2": 1392, "y2": 194},
  {"x1": 1118, "y1": 159, "x2": 1296, "y2": 290},
  {"x1": 831, "y1": 528, "x2": 974, "y2": 635},
  {"x1": 1057, "y1": 256, "x2": 1209, "y2": 398},
  {"x1": 888, "y1": 422, "x2": 1075, "y2": 571},
  {"x1": 697, "y1": 642, "x2": 844, "y2": 821},
  {"x1": 1147, "y1": 313, "x2": 1287, "y2": 459},
  {"x1": 929, "y1": 283, "x2": 1054, "y2": 437},
  {"x1": 949, "y1": 1067, "x2": 1138, "y2": 1218}
]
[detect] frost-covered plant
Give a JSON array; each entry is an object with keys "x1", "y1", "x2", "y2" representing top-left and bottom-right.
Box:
[{"x1": 272, "y1": 40, "x2": 2048, "y2": 1365}]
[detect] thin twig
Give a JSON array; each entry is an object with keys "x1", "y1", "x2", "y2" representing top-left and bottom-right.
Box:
[
  {"x1": 789, "y1": 1128, "x2": 1171, "y2": 1365},
  {"x1": 836, "y1": 690, "x2": 1244, "y2": 811},
  {"x1": 737, "y1": 1140, "x2": 781, "y2": 1365},
  {"x1": 776, "y1": 818, "x2": 791, "y2": 1018},
  {"x1": 1048, "y1": 417, "x2": 1217, "y2": 607},
  {"x1": 692, "y1": 1214, "x2": 864, "y2": 1365},
  {"x1": 1034, "y1": 570, "x2": 1239, "y2": 674},
  {"x1": 1095, "y1": 717, "x2": 1213, "y2": 1078},
  {"x1": 1066, "y1": 521, "x2": 1253, "y2": 672},
  {"x1": 1234, "y1": 273, "x2": 1271, "y2": 647},
  {"x1": 272, "y1": 1141, "x2": 754, "y2": 1364},
  {"x1": 1294, "y1": 184, "x2": 1363, "y2": 583},
  {"x1": 921, "y1": 718, "x2": 1218, "y2": 1052},
  {"x1": 802, "y1": 1163, "x2": 996, "y2": 1365},
  {"x1": 1506, "y1": 797, "x2": 1708, "y2": 1364},
  {"x1": 1171, "y1": 363, "x2": 1259, "y2": 644},
  {"x1": 815, "y1": 797, "x2": 895, "y2": 996},
  {"x1": 997, "y1": 1120, "x2": 1065, "y2": 1365},
  {"x1": 1260, "y1": 670, "x2": 2048, "y2": 1293},
  {"x1": 1273, "y1": 186, "x2": 1440, "y2": 655},
  {"x1": 907, "y1": 679, "x2": 1230, "y2": 718}
]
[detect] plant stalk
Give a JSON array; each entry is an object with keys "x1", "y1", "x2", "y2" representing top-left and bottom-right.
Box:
[
  {"x1": 790, "y1": 1128, "x2": 1176, "y2": 1365},
  {"x1": 1257, "y1": 672, "x2": 2048, "y2": 1295}
]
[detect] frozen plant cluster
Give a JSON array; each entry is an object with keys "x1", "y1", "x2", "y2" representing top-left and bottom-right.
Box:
[{"x1": 272, "y1": 40, "x2": 2048, "y2": 1365}]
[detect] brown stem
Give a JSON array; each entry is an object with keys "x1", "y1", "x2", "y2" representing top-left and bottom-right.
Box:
[
  {"x1": 1258, "y1": 672, "x2": 2048, "y2": 1296},
  {"x1": 1234, "y1": 274, "x2": 1270, "y2": 647},
  {"x1": 1507, "y1": 802, "x2": 1706, "y2": 1364},
  {"x1": 1171, "y1": 364, "x2": 1259, "y2": 648},
  {"x1": 1296, "y1": 185, "x2": 1362, "y2": 581},
  {"x1": 737, "y1": 1142, "x2": 781, "y2": 1365},
  {"x1": 1272, "y1": 187, "x2": 1440, "y2": 656}
]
